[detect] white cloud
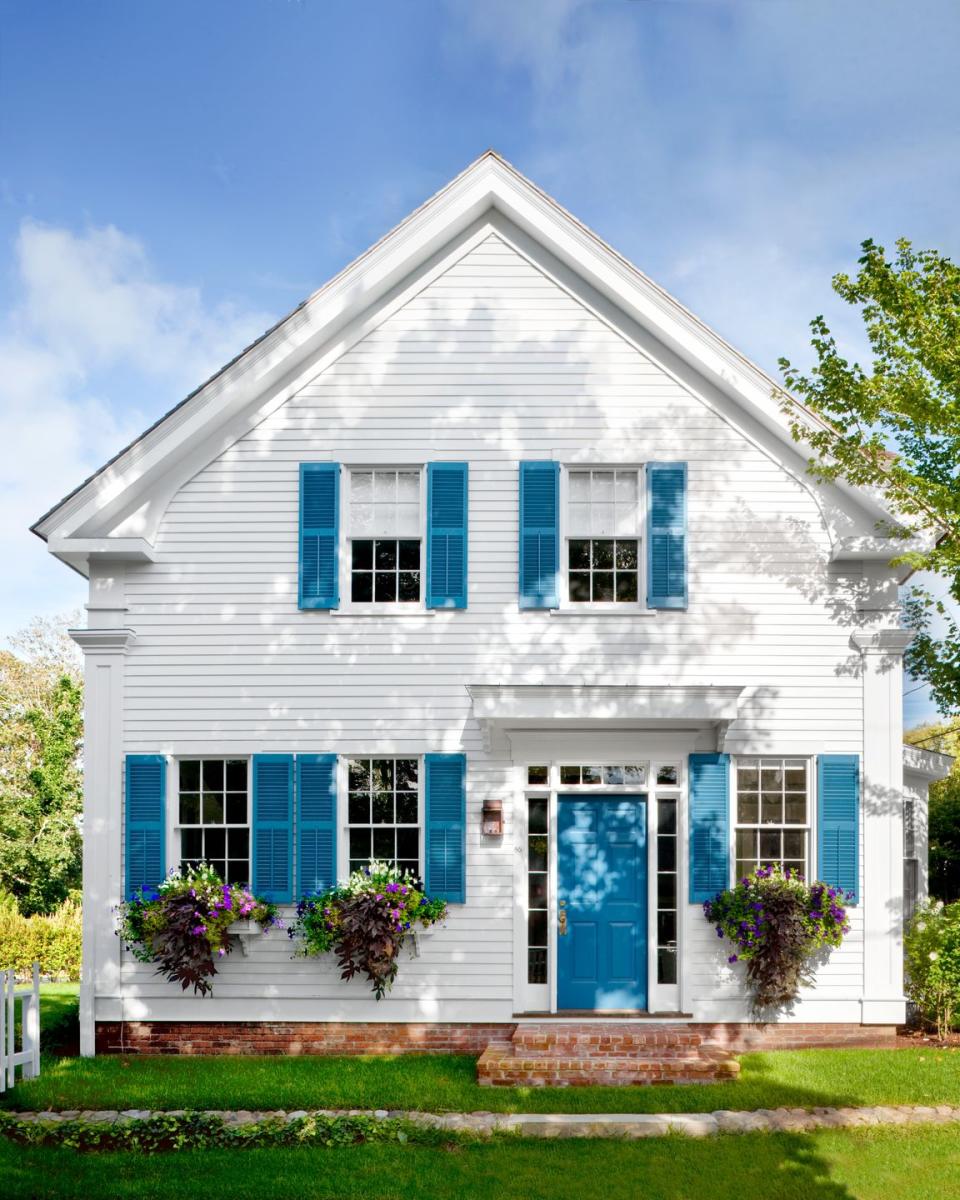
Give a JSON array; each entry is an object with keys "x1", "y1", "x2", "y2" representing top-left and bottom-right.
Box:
[
  {"x1": 0, "y1": 220, "x2": 271, "y2": 638},
  {"x1": 447, "y1": 0, "x2": 960, "y2": 375}
]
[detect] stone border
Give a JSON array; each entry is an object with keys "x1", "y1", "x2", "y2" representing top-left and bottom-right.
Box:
[{"x1": 6, "y1": 1104, "x2": 960, "y2": 1139}]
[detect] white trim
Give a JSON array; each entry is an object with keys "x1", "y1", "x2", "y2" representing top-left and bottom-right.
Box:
[
  {"x1": 338, "y1": 463, "x2": 428, "y2": 615},
  {"x1": 35, "y1": 151, "x2": 923, "y2": 555},
  {"x1": 903, "y1": 744, "x2": 953, "y2": 782},
  {"x1": 339, "y1": 754, "x2": 425, "y2": 883},
  {"x1": 513, "y1": 752, "x2": 686, "y2": 1015},
  {"x1": 728, "y1": 755, "x2": 816, "y2": 885},
  {"x1": 557, "y1": 462, "x2": 648, "y2": 614}
]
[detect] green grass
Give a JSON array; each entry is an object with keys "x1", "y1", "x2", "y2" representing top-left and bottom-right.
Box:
[
  {"x1": 2, "y1": 1124, "x2": 959, "y2": 1200},
  {"x1": 10, "y1": 983, "x2": 79, "y2": 1056},
  {"x1": 4, "y1": 1046, "x2": 960, "y2": 1114},
  {"x1": 37, "y1": 983, "x2": 79, "y2": 1051}
]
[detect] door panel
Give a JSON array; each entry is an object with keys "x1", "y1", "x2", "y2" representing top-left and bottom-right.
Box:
[{"x1": 557, "y1": 795, "x2": 647, "y2": 1010}]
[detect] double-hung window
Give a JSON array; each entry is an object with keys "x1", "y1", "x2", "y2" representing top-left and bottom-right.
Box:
[
  {"x1": 348, "y1": 469, "x2": 422, "y2": 604},
  {"x1": 734, "y1": 757, "x2": 809, "y2": 880},
  {"x1": 347, "y1": 757, "x2": 420, "y2": 876},
  {"x1": 566, "y1": 468, "x2": 642, "y2": 605},
  {"x1": 177, "y1": 758, "x2": 250, "y2": 884}
]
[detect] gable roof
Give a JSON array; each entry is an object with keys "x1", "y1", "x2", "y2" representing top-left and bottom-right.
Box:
[{"x1": 33, "y1": 149, "x2": 922, "y2": 573}]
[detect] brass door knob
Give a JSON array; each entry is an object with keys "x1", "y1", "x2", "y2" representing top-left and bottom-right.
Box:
[{"x1": 558, "y1": 909, "x2": 568, "y2": 936}]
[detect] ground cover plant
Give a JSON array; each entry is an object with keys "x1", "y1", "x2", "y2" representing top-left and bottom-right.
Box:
[
  {"x1": 5, "y1": 1047, "x2": 960, "y2": 1116},
  {"x1": 2, "y1": 1124, "x2": 960, "y2": 1200}
]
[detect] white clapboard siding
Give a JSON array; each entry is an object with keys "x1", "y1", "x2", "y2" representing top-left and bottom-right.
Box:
[{"x1": 114, "y1": 232, "x2": 869, "y2": 1023}]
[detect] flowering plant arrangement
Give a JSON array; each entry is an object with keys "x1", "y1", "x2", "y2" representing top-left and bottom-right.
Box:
[
  {"x1": 905, "y1": 899, "x2": 960, "y2": 1040},
  {"x1": 117, "y1": 863, "x2": 280, "y2": 996},
  {"x1": 288, "y1": 861, "x2": 447, "y2": 999},
  {"x1": 703, "y1": 865, "x2": 851, "y2": 1014}
]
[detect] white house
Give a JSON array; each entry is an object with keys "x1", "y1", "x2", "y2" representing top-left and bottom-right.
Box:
[{"x1": 34, "y1": 152, "x2": 951, "y2": 1075}]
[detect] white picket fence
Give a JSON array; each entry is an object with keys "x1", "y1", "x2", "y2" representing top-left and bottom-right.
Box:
[{"x1": 0, "y1": 963, "x2": 40, "y2": 1092}]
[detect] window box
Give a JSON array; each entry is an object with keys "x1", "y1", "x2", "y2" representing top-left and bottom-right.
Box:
[{"x1": 226, "y1": 920, "x2": 264, "y2": 956}]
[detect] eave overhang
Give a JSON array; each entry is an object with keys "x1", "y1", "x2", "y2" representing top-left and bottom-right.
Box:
[{"x1": 33, "y1": 150, "x2": 921, "y2": 556}]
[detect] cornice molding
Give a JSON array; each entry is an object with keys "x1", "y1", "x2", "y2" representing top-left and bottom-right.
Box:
[
  {"x1": 69, "y1": 627, "x2": 137, "y2": 654},
  {"x1": 850, "y1": 629, "x2": 914, "y2": 655}
]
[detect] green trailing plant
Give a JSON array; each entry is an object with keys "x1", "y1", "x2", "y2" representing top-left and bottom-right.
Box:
[
  {"x1": 905, "y1": 899, "x2": 960, "y2": 1040},
  {"x1": 288, "y1": 861, "x2": 447, "y2": 999},
  {"x1": 703, "y1": 866, "x2": 851, "y2": 1014},
  {"x1": 0, "y1": 1110, "x2": 456, "y2": 1153},
  {"x1": 116, "y1": 864, "x2": 279, "y2": 996}
]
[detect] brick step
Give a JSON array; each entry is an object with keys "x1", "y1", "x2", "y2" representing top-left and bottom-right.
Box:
[
  {"x1": 477, "y1": 1043, "x2": 740, "y2": 1088},
  {"x1": 512, "y1": 1022, "x2": 704, "y2": 1055}
]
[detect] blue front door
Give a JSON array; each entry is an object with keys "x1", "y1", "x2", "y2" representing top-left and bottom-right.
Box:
[{"x1": 557, "y1": 796, "x2": 647, "y2": 1010}]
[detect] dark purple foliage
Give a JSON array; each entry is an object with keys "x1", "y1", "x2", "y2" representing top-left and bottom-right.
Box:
[{"x1": 334, "y1": 892, "x2": 404, "y2": 1000}]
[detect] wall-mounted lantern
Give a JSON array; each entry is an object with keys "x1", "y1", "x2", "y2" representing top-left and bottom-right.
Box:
[{"x1": 481, "y1": 799, "x2": 504, "y2": 837}]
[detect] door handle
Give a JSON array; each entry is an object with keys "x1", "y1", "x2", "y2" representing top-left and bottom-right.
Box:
[{"x1": 558, "y1": 908, "x2": 568, "y2": 936}]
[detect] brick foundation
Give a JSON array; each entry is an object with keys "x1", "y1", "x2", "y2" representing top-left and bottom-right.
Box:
[
  {"x1": 686, "y1": 1022, "x2": 900, "y2": 1052},
  {"x1": 94, "y1": 1021, "x2": 512, "y2": 1056},
  {"x1": 94, "y1": 1019, "x2": 899, "y2": 1057}
]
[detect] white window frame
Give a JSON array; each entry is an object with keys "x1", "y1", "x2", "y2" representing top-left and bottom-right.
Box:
[
  {"x1": 337, "y1": 466, "x2": 428, "y2": 614},
  {"x1": 557, "y1": 463, "x2": 650, "y2": 613},
  {"x1": 513, "y1": 758, "x2": 684, "y2": 1015},
  {"x1": 338, "y1": 754, "x2": 425, "y2": 881},
  {"x1": 167, "y1": 755, "x2": 253, "y2": 886},
  {"x1": 730, "y1": 756, "x2": 817, "y2": 885}
]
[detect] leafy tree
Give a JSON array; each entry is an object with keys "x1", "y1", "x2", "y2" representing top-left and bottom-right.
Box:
[
  {"x1": 0, "y1": 615, "x2": 83, "y2": 914},
  {"x1": 906, "y1": 724, "x2": 960, "y2": 903},
  {"x1": 779, "y1": 238, "x2": 960, "y2": 714}
]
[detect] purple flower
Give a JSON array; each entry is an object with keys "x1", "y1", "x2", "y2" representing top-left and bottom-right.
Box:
[{"x1": 728, "y1": 954, "x2": 738, "y2": 963}]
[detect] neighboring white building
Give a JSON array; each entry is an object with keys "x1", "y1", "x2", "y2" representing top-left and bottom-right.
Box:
[{"x1": 34, "y1": 152, "x2": 952, "y2": 1059}]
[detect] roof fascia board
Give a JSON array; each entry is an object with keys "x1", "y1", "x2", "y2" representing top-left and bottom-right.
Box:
[
  {"x1": 482, "y1": 161, "x2": 902, "y2": 529},
  {"x1": 34, "y1": 151, "x2": 912, "y2": 540},
  {"x1": 33, "y1": 164, "x2": 506, "y2": 540}
]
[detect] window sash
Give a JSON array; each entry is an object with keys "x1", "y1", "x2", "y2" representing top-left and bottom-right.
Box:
[
  {"x1": 734, "y1": 756, "x2": 810, "y2": 877},
  {"x1": 176, "y1": 758, "x2": 251, "y2": 884},
  {"x1": 561, "y1": 466, "x2": 645, "y2": 608},
  {"x1": 346, "y1": 756, "x2": 422, "y2": 875}
]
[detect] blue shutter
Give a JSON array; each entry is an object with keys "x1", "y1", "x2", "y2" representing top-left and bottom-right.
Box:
[
  {"x1": 125, "y1": 755, "x2": 166, "y2": 898},
  {"x1": 252, "y1": 754, "x2": 294, "y2": 902},
  {"x1": 519, "y1": 461, "x2": 559, "y2": 609},
  {"x1": 299, "y1": 463, "x2": 339, "y2": 609},
  {"x1": 427, "y1": 462, "x2": 468, "y2": 609},
  {"x1": 424, "y1": 753, "x2": 466, "y2": 903},
  {"x1": 688, "y1": 752, "x2": 730, "y2": 903},
  {"x1": 818, "y1": 754, "x2": 859, "y2": 904},
  {"x1": 647, "y1": 462, "x2": 687, "y2": 609},
  {"x1": 297, "y1": 754, "x2": 337, "y2": 895}
]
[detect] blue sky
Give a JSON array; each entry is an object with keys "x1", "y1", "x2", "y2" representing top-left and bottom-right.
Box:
[{"x1": 2, "y1": 0, "x2": 957, "y2": 726}]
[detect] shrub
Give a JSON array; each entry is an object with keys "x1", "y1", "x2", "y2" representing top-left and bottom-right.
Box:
[
  {"x1": 703, "y1": 865, "x2": 851, "y2": 1014},
  {"x1": 116, "y1": 864, "x2": 279, "y2": 996},
  {"x1": 288, "y1": 862, "x2": 447, "y2": 999},
  {"x1": 0, "y1": 890, "x2": 82, "y2": 979},
  {"x1": 905, "y1": 899, "x2": 960, "y2": 1039}
]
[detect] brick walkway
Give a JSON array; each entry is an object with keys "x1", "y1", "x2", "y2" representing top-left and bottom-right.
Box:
[{"x1": 5, "y1": 1103, "x2": 960, "y2": 1139}]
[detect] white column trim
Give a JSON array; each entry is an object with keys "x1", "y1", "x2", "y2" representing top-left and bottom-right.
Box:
[
  {"x1": 853, "y1": 626, "x2": 912, "y2": 1024},
  {"x1": 69, "y1": 625, "x2": 134, "y2": 1056}
]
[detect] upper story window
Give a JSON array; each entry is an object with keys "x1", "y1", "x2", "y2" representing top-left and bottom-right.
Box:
[
  {"x1": 734, "y1": 757, "x2": 809, "y2": 880},
  {"x1": 566, "y1": 468, "x2": 642, "y2": 604},
  {"x1": 177, "y1": 758, "x2": 250, "y2": 884},
  {"x1": 347, "y1": 757, "x2": 420, "y2": 876},
  {"x1": 349, "y1": 469, "x2": 421, "y2": 604}
]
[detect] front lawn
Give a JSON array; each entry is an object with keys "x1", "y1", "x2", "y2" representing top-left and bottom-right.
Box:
[
  {"x1": 2, "y1": 1124, "x2": 959, "y2": 1200},
  {"x1": 4, "y1": 1046, "x2": 959, "y2": 1114}
]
